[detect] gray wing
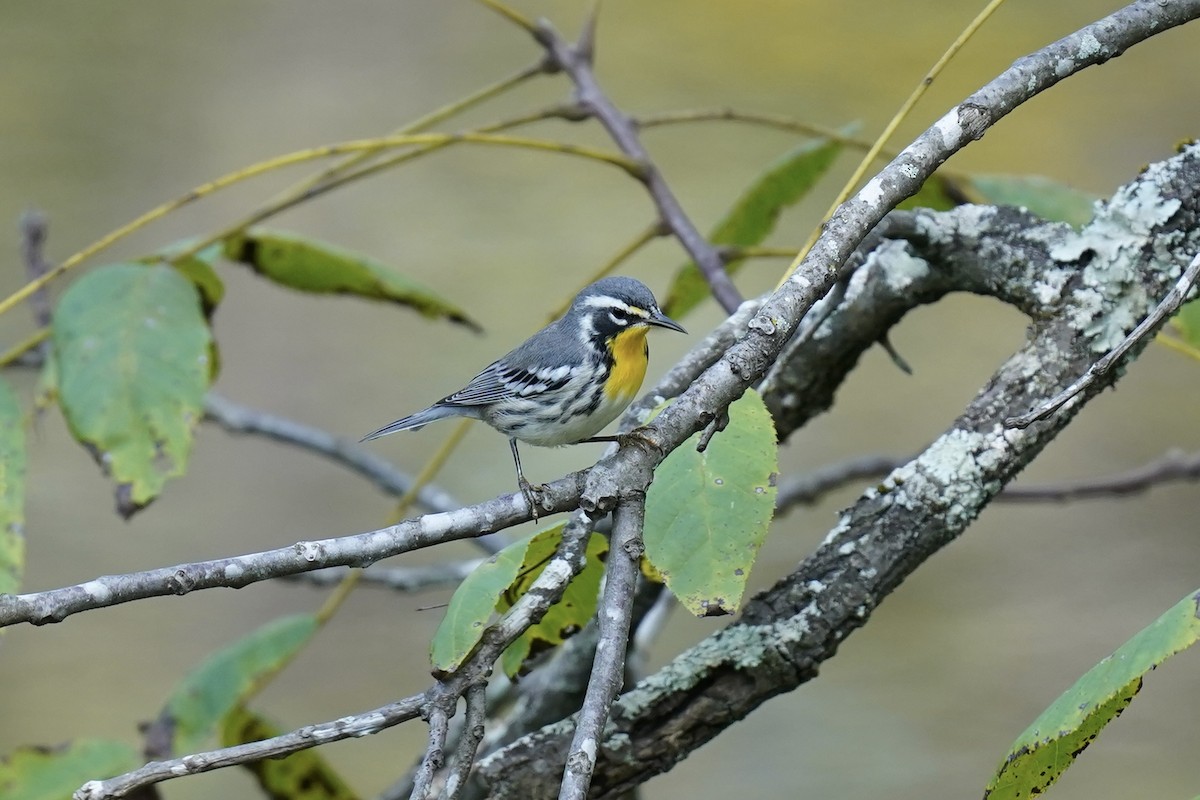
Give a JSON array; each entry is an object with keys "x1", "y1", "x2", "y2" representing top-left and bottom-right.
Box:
[{"x1": 440, "y1": 323, "x2": 587, "y2": 408}]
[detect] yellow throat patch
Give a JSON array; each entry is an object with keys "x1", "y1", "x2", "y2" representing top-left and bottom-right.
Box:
[{"x1": 604, "y1": 326, "x2": 650, "y2": 401}]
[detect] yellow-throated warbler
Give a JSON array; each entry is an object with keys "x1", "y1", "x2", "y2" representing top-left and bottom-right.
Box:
[{"x1": 362, "y1": 276, "x2": 686, "y2": 507}]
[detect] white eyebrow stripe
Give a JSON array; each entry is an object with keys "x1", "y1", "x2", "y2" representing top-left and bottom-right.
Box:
[{"x1": 582, "y1": 296, "x2": 649, "y2": 317}]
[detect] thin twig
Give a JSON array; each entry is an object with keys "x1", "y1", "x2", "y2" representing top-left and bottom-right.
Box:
[
  {"x1": 280, "y1": 561, "x2": 481, "y2": 593},
  {"x1": 440, "y1": 682, "x2": 487, "y2": 800},
  {"x1": 18, "y1": 210, "x2": 54, "y2": 331},
  {"x1": 73, "y1": 695, "x2": 426, "y2": 799},
  {"x1": 410, "y1": 701, "x2": 453, "y2": 800},
  {"x1": 785, "y1": 0, "x2": 1010, "y2": 274},
  {"x1": 203, "y1": 393, "x2": 463, "y2": 515},
  {"x1": 1007, "y1": 251, "x2": 1200, "y2": 428},
  {"x1": 774, "y1": 448, "x2": 1200, "y2": 515},
  {"x1": 0, "y1": 469, "x2": 589, "y2": 628},
  {"x1": 507, "y1": 10, "x2": 742, "y2": 313},
  {"x1": 636, "y1": 108, "x2": 877, "y2": 152},
  {"x1": 558, "y1": 496, "x2": 644, "y2": 799},
  {"x1": 1001, "y1": 448, "x2": 1200, "y2": 502}
]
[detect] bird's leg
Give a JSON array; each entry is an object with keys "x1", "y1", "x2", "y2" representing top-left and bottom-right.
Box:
[{"x1": 510, "y1": 438, "x2": 542, "y2": 520}]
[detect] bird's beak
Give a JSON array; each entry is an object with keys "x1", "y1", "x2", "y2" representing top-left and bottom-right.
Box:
[{"x1": 647, "y1": 307, "x2": 687, "y2": 334}]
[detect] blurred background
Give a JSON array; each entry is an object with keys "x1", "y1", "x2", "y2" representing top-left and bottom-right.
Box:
[{"x1": 1, "y1": 1, "x2": 1199, "y2": 797}]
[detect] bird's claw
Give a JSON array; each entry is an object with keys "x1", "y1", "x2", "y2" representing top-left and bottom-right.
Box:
[{"x1": 518, "y1": 477, "x2": 546, "y2": 521}]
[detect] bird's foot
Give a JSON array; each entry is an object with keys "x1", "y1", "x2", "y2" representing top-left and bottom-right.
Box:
[{"x1": 518, "y1": 476, "x2": 546, "y2": 521}]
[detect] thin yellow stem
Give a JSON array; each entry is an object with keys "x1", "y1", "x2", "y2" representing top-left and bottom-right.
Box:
[
  {"x1": 639, "y1": 109, "x2": 880, "y2": 154},
  {"x1": 285, "y1": 62, "x2": 545, "y2": 199},
  {"x1": 1157, "y1": 332, "x2": 1200, "y2": 363},
  {"x1": 0, "y1": 328, "x2": 50, "y2": 368},
  {"x1": 0, "y1": 133, "x2": 638, "y2": 320},
  {"x1": 723, "y1": 245, "x2": 803, "y2": 260},
  {"x1": 171, "y1": 108, "x2": 575, "y2": 265},
  {"x1": 780, "y1": 0, "x2": 1010, "y2": 284}
]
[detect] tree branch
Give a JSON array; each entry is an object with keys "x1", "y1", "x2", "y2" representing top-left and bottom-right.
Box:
[
  {"x1": 528, "y1": 17, "x2": 743, "y2": 313},
  {"x1": 474, "y1": 2, "x2": 1200, "y2": 793},
  {"x1": 558, "y1": 496, "x2": 645, "y2": 799},
  {"x1": 203, "y1": 392, "x2": 462, "y2": 515}
]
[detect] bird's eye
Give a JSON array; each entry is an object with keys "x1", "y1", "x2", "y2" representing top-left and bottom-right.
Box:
[{"x1": 608, "y1": 310, "x2": 629, "y2": 327}]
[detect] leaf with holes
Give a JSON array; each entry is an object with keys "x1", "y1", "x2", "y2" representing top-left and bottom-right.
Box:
[
  {"x1": 223, "y1": 227, "x2": 480, "y2": 330},
  {"x1": 152, "y1": 613, "x2": 319, "y2": 757},
  {"x1": 643, "y1": 390, "x2": 778, "y2": 616},
  {"x1": 0, "y1": 740, "x2": 140, "y2": 800},
  {"x1": 498, "y1": 529, "x2": 607, "y2": 679},
  {"x1": 53, "y1": 263, "x2": 214, "y2": 517},
  {"x1": 663, "y1": 138, "x2": 842, "y2": 319},
  {"x1": 985, "y1": 588, "x2": 1200, "y2": 799},
  {"x1": 0, "y1": 376, "x2": 25, "y2": 597},
  {"x1": 430, "y1": 529, "x2": 540, "y2": 676},
  {"x1": 221, "y1": 705, "x2": 358, "y2": 800}
]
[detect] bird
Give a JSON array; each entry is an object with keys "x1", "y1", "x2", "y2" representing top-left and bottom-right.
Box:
[{"x1": 361, "y1": 276, "x2": 686, "y2": 512}]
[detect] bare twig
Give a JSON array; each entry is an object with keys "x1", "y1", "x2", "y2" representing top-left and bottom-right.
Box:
[
  {"x1": 774, "y1": 455, "x2": 908, "y2": 513},
  {"x1": 1001, "y1": 448, "x2": 1200, "y2": 502},
  {"x1": 440, "y1": 683, "x2": 487, "y2": 800},
  {"x1": 498, "y1": 9, "x2": 742, "y2": 313},
  {"x1": 203, "y1": 393, "x2": 463, "y2": 515},
  {"x1": 411, "y1": 700, "x2": 453, "y2": 800},
  {"x1": 280, "y1": 561, "x2": 481, "y2": 593},
  {"x1": 558, "y1": 496, "x2": 644, "y2": 799},
  {"x1": 74, "y1": 695, "x2": 426, "y2": 799},
  {"x1": 1007, "y1": 250, "x2": 1200, "y2": 428},
  {"x1": 0, "y1": 470, "x2": 588, "y2": 628},
  {"x1": 776, "y1": 448, "x2": 1200, "y2": 515},
  {"x1": 19, "y1": 210, "x2": 54, "y2": 330}
]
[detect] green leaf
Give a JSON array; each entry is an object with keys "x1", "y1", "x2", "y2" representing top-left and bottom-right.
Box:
[
  {"x1": 498, "y1": 529, "x2": 607, "y2": 679},
  {"x1": 52, "y1": 263, "x2": 214, "y2": 517},
  {"x1": 0, "y1": 740, "x2": 140, "y2": 800},
  {"x1": 663, "y1": 138, "x2": 843, "y2": 319},
  {"x1": 155, "y1": 614, "x2": 319, "y2": 757},
  {"x1": 221, "y1": 705, "x2": 359, "y2": 800},
  {"x1": 967, "y1": 174, "x2": 1098, "y2": 229},
  {"x1": 0, "y1": 376, "x2": 26, "y2": 597},
  {"x1": 223, "y1": 227, "x2": 481, "y2": 331},
  {"x1": 643, "y1": 390, "x2": 778, "y2": 616},
  {"x1": 985, "y1": 589, "x2": 1200, "y2": 799}
]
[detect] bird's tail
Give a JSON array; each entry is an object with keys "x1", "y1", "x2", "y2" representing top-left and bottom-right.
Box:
[{"x1": 360, "y1": 404, "x2": 466, "y2": 442}]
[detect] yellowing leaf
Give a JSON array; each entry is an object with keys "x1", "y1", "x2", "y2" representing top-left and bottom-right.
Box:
[
  {"x1": 52, "y1": 263, "x2": 213, "y2": 517},
  {"x1": 430, "y1": 523, "x2": 607, "y2": 678},
  {"x1": 221, "y1": 705, "x2": 358, "y2": 800},
  {"x1": 224, "y1": 228, "x2": 480, "y2": 330},
  {"x1": 985, "y1": 589, "x2": 1200, "y2": 798},
  {"x1": 499, "y1": 530, "x2": 607, "y2": 679},
  {"x1": 643, "y1": 390, "x2": 777, "y2": 616}
]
